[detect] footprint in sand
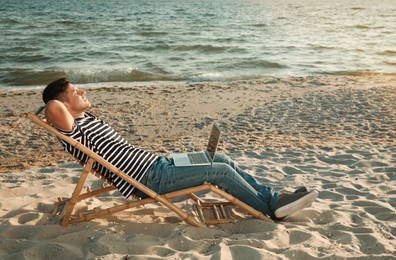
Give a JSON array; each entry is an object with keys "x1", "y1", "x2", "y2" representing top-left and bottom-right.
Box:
[
  {"x1": 317, "y1": 154, "x2": 361, "y2": 166},
  {"x1": 281, "y1": 165, "x2": 306, "y2": 175}
]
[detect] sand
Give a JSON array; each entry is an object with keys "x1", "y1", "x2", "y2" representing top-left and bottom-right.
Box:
[{"x1": 0, "y1": 75, "x2": 395, "y2": 259}]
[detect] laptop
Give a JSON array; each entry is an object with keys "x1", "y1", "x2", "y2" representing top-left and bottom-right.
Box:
[{"x1": 173, "y1": 122, "x2": 221, "y2": 167}]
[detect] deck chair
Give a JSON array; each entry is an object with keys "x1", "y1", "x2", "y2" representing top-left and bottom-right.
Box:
[{"x1": 26, "y1": 107, "x2": 271, "y2": 227}]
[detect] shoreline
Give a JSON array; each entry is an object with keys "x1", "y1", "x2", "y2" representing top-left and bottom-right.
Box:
[
  {"x1": 0, "y1": 75, "x2": 395, "y2": 258},
  {"x1": 2, "y1": 71, "x2": 396, "y2": 91}
]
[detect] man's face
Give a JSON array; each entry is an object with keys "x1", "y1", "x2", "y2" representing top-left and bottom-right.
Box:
[{"x1": 63, "y1": 84, "x2": 91, "y2": 113}]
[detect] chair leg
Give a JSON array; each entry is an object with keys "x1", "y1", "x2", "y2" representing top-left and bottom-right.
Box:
[{"x1": 60, "y1": 158, "x2": 95, "y2": 226}]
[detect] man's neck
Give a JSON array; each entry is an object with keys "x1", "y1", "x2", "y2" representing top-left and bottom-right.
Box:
[{"x1": 69, "y1": 110, "x2": 86, "y2": 119}]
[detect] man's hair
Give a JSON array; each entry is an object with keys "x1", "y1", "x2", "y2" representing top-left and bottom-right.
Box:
[{"x1": 42, "y1": 78, "x2": 70, "y2": 104}]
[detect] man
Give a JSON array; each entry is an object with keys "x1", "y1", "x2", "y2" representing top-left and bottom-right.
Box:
[{"x1": 42, "y1": 78, "x2": 319, "y2": 220}]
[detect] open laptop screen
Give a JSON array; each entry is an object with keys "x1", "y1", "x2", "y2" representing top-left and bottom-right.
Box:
[{"x1": 206, "y1": 123, "x2": 221, "y2": 160}]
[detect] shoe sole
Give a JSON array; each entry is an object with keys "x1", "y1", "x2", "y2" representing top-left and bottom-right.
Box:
[{"x1": 274, "y1": 190, "x2": 319, "y2": 218}]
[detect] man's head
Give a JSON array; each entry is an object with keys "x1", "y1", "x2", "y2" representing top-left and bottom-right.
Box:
[
  {"x1": 42, "y1": 78, "x2": 71, "y2": 104},
  {"x1": 43, "y1": 78, "x2": 91, "y2": 115}
]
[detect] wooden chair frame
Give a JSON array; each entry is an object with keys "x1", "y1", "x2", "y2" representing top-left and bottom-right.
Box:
[{"x1": 26, "y1": 110, "x2": 271, "y2": 227}]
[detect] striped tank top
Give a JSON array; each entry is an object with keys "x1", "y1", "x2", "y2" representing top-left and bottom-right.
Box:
[{"x1": 56, "y1": 112, "x2": 159, "y2": 198}]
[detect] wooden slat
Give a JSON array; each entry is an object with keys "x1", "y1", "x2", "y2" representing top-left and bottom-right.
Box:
[
  {"x1": 60, "y1": 158, "x2": 95, "y2": 226},
  {"x1": 212, "y1": 205, "x2": 220, "y2": 220}
]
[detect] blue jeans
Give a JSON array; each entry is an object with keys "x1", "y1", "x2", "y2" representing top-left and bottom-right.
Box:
[{"x1": 136, "y1": 153, "x2": 280, "y2": 218}]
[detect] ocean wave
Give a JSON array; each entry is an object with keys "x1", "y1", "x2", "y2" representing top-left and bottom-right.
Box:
[
  {"x1": 0, "y1": 67, "x2": 267, "y2": 87},
  {"x1": 135, "y1": 31, "x2": 169, "y2": 37},
  {"x1": 137, "y1": 43, "x2": 236, "y2": 53},
  {"x1": 323, "y1": 70, "x2": 396, "y2": 77},
  {"x1": 67, "y1": 68, "x2": 181, "y2": 83},
  {"x1": 0, "y1": 70, "x2": 68, "y2": 86},
  {"x1": 173, "y1": 44, "x2": 232, "y2": 52},
  {"x1": 6, "y1": 66, "x2": 394, "y2": 88},
  {"x1": 223, "y1": 59, "x2": 286, "y2": 70},
  {"x1": 55, "y1": 20, "x2": 83, "y2": 26},
  {"x1": 0, "y1": 68, "x2": 182, "y2": 87},
  {"x1": 378, "y1": 50, "x2": 396, "y2": 56},
  {"x1": 350, "y1": 25, "x2": 385, "y2": 30},
  {"x1": 383, "y1": 61, "x2": 396, "y2": 66}
]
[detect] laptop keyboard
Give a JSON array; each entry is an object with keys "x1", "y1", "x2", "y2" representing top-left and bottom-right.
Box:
[{"x1": 188, "y1": 152, "x2": 210, "y2": 164}]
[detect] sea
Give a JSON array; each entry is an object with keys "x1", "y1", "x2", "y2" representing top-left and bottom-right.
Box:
[{"x1": 1, "y1": 0, "x2": 395, "y2": 90}]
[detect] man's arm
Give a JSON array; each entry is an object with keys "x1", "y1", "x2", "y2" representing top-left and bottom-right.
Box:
[{"x1": 45, "y1": 100, "x2": 75, "y2": 131}]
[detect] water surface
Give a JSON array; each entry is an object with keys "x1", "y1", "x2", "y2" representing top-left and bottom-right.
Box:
[{"x1": 1, "y1": 0, "x2": 395, "y2": 88}]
